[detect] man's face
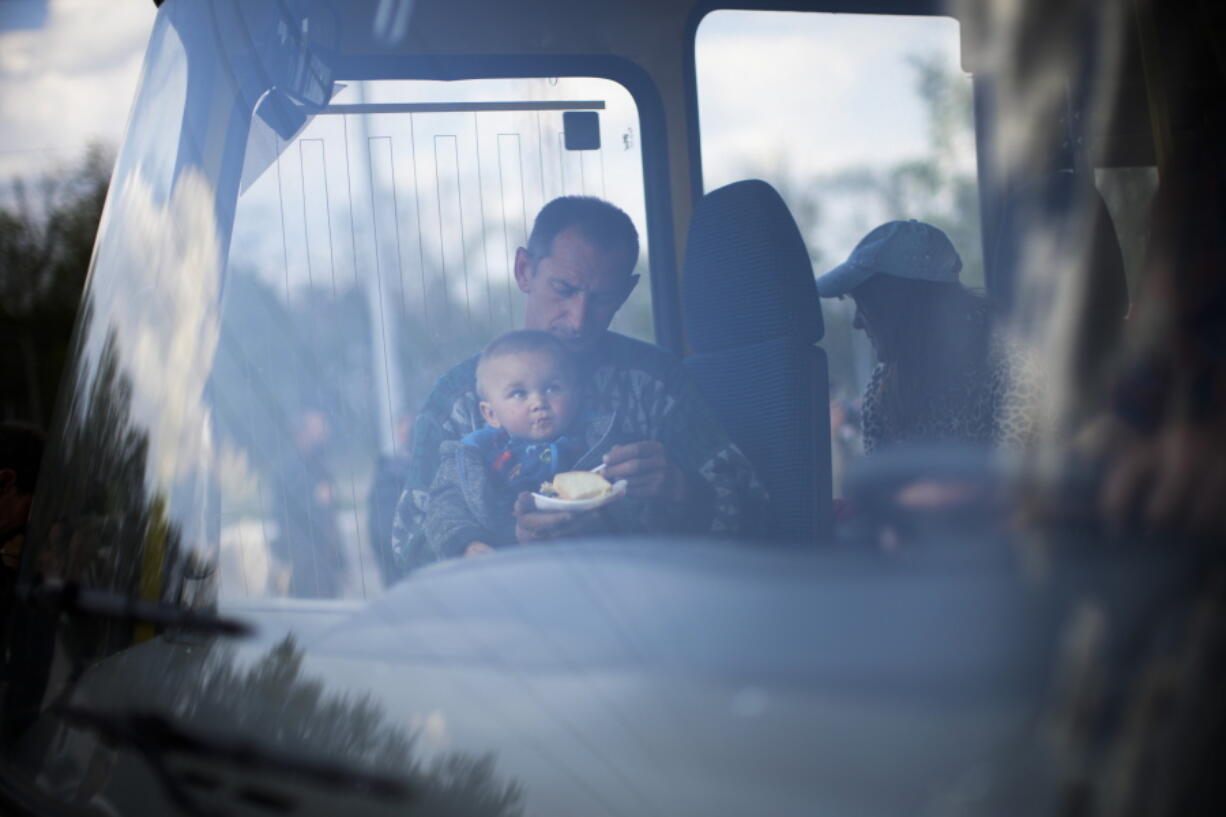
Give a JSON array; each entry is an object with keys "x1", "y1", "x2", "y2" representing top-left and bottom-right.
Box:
[
  {"x1": 478, "y1": 350, "x2": 579, "y2": 441},
  {"x1": 514, "y1": 228, "x2": 638, "y2": 354}
]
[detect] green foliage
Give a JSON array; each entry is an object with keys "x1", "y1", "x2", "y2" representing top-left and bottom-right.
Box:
[
  {"x1": 907, "y1": 52, "x2": 974, "y2": 162},
  {"x1": 0, "y1": 143, "x2": 110, "y2": 316},
  {"x1": 0, "y1": 144, "x2": 113, "y2": 426},
  {"x1": 105, "y1": 634, "x2": 526, "y2": 816}
]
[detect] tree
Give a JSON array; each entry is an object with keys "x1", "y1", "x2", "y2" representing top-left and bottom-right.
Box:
[
  {"x1": 0, "y1": 144, "x2": 112, "y2": 426},
  {"x1": 93, "y1": 635, "x2": 525, "y2": 816}
]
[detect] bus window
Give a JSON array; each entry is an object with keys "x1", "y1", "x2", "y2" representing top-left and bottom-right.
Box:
[
  {"x1": 694, "y1": 10, "x2": 980, "y2": 488},
  {"x1": 215, "y1": 76, "x2": 652, "y2": 601}
]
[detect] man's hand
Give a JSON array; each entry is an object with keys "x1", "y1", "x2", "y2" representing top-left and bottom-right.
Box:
[
  {"x1": 512, "y1": 493, "x2": 604, "y2": 543},
  {"x1": 601, "y1": 441, "x2": 686, "y2": 503},
  {"x1": 464, "y1": 542, "x2": 495, "y2": 558}
]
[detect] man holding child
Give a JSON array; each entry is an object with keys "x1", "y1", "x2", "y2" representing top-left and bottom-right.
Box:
[{"x1": 392, "y1": 196, "x2": 765, "y2": 572}]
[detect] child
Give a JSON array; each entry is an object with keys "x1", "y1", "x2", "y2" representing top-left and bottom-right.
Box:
[{"x1": 423, "y1": 330, "x2": 590, "y2": 559}]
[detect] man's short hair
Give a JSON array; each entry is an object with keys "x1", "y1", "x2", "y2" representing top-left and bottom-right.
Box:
[
  {"x1": 525, "y1": 196, "x2": 639, "y2": 274},
  {"x1": 475, "y1": 330, "x2": 576, "y2": 398},
  {"x1": 0, "y1": 424, "x2": 45, "y2": 494}
]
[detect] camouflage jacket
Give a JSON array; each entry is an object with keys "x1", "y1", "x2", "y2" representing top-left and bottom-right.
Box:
[{"x1": 392, "y1": 332, "x2": 767, "y2": 572}]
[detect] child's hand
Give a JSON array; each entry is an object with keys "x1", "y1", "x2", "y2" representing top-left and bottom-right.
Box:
[{"x1": 464, "y1": 541, "x2": 495, "y2": 558}]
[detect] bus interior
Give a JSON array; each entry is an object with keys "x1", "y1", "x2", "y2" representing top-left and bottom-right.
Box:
[{"x1": 1, "y1": 0, "x2": 1223, "y2": 814}]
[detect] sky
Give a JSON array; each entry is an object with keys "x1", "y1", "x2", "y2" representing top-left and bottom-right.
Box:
[
  {"x1": 696, "y1": 10, "x2": 967, "y2": 183},
  {"x1": 0, "y1": 2, "x2": 968, "y2": 192},
  {"x1": 0, "y1": 0, "x2": 155, "y2": 181}
]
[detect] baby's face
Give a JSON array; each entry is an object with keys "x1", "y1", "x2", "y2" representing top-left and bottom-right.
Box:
[{"x1": 478, "y1": 350, "x2": 579, "y2": 441}]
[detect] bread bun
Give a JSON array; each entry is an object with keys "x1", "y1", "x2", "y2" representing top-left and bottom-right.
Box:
[{"x1": 541, "y1": 470, "x2": 612, "y2": 501}]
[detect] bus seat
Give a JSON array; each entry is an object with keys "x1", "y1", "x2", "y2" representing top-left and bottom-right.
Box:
[{"x1": 682, "y1": 179, "x2": 833, "y2": 544}]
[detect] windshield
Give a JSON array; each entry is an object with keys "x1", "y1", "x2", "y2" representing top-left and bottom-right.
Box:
[
  {"x1": 25, "y1": 3, "x2": 656, "y2": 608},
  {"x1": 5, "y1": 0, "x2": 1221, "y2": 815}
]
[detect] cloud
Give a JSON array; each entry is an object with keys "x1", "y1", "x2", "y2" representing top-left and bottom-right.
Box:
[
  {"x1": 101, "y1": 166, "x2": 222, "y2": 488},
  {"x1": 696, "y1": 10, "x2": 966, "y2": 180},
  {"x1": 0, "y1": 0, "x2": 154, "y2": 179}
]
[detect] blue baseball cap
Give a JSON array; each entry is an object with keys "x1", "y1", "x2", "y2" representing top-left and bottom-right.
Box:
[{"x1": 816, "y1": 220, "x2": 963, "y2": 297}]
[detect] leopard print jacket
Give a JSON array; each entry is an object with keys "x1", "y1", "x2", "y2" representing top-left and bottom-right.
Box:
[{"x1": 861, "y1": 333, "x2": 1041, "y2": 454}]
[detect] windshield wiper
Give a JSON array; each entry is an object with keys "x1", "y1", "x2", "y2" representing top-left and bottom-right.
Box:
[
  {"x1": 60, "y1": 705, "x2": 413, "y2": 817},
  {"x1": 24, "y1": 578, "x2": 254, "y2": 639}
]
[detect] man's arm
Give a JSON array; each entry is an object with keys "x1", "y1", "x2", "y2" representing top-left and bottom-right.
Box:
[
  {"x1": 660, "y1": 366, "x2": 767, "y2": 536},
  {"x1": 598, "y1": 349, "x2": 767, "y2": 537}
]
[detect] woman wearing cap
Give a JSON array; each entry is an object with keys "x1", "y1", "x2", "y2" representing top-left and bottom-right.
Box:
[{"x1": 817, "y1": 220, "x2": 1037, "y2": 454}]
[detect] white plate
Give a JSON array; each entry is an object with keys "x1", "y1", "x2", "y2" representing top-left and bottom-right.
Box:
[{"x1": 532, "y1": 479, "x2": 628, "y2": 512}]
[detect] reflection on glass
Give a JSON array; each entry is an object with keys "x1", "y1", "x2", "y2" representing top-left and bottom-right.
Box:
[{"x1": 59, "y1": 637, "x2": 524, "y2": 816}]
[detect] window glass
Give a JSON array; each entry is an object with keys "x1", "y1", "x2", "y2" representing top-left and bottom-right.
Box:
[
  {"x1": 216, "y1": 76, "x2": 650, "y2": 601},
  {"x1": 695, "y1": 10, "x2": 978, "y2": 487}
]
